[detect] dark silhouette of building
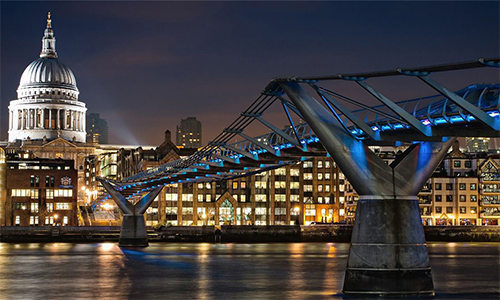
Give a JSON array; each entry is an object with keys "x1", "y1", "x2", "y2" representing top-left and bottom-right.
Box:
[
  {"x1": 86, "y1": 113, "x2": 108, "y2": 144},
  {"x1": 176, "y1": 117, "x2": 202, "y2": 148}
]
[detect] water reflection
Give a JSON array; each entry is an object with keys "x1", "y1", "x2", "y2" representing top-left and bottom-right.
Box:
[{"x1": 0, "y1": 242, "x2": 497, "y2": 299}]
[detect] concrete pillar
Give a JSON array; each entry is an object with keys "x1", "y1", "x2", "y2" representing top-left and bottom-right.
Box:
[
  {"x1": 98, "y1": 178, "x2": 164, "y2": 247},
  {"x1": 280, "y1": 82, "x2": 454, "y2": 297}
]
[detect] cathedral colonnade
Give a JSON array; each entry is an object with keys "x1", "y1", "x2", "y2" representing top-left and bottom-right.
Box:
[{"x1": 9, "y1": 106, "x2": 86, "y2": 132}]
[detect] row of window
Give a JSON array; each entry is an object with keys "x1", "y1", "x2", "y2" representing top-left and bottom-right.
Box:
[
  {"x1": 14, "y1": 215, "x2": 70, "y2": 225},
  {"x1": 30, "y1": 175, "x2": 56, "y2": 187},
  {"x1": 434, "y1": 183, "x2": 477, "y2": 191},
  {"x1": 166, "y1": 192, "x2": 307, "y2": 203},
  {"x1": 304, "y1": 184, "x2": 334, "y2": 193},
  {"x1": 432, "y1": 182, "x2": 500, "y2": 191},
  {"x1": 13, "y1": 202, "x2": 72, "y2": 211},
  {"x1": 303, "y1": 160, "x2": 332, "y2": 169},
  {"x1": 453, "y1": 160, "x2": 473, "y2": 168},
  {"x1": 434, "y1": 206, "x2": 477, "y2": 214},
  {"x1": 11, "y1": 189, "x2": 73, "y2": 198}
]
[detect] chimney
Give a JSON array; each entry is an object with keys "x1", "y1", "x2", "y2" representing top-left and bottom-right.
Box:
[{"x1": 165, "y1": 130, "x2": 171, "y2": 142}]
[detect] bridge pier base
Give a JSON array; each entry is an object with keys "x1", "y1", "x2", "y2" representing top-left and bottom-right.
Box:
[
  {"x1": 119, "y1": 215, "x2": 149, "y2": 247},
  {"x1": 97, "y1": 178, "x2": 164, "y2": 247},
  {"x1": 343, "y1": 197, "x2": 434, "y2": 297}
]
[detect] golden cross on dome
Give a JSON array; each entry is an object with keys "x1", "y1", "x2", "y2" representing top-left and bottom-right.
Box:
[{"x1": 47, "y1": 12, "x2": 52, "y2": 28}]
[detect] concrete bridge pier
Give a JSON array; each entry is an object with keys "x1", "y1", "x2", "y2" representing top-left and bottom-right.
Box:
[
  {"x1": 280, "y1": 82, "x2": 455, "y2": 297},
  {"x1": 98, "y1": 178, "x2": 163, "y2": 247}
]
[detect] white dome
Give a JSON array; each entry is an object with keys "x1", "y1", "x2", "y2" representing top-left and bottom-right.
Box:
[{"x1": 19, "y1": 57, "x2": 78, "y2": 92}]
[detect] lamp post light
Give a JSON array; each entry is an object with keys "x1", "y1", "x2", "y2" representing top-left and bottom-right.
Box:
[
  {"x1": 293, "y1": 206, "x2": 300, "y2": 225},
  {"x1": 202, "y1": 213, "x2": 207, "y2": 226},
  {"x1": 102, "y1": 203, "x2": 114, "y2": 226}
]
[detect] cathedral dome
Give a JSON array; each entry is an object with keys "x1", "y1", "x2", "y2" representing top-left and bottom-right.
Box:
[
  {"x1": 8, "y1": 12, "x2": 86, "y2": 143},
  {"x1": 19, "y1": 57, "x2": 78, "y2": 91}
]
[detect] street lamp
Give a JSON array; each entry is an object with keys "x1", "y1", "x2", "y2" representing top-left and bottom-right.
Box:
[{"x1": 293, "y1": 206, "x2": 300, "y2": 225}]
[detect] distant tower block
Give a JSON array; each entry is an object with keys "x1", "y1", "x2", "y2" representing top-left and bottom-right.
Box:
[
  {"x1": 176, "y1": 117, "x2": 202, "y2": 148},
  {"x1": 86, "y1": 113, "x2": 109, "y2": 144}
]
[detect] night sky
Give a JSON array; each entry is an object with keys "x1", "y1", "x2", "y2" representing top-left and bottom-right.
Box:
[{"x1": 1, "y1": 1, "x2": 499, "y2": 146}]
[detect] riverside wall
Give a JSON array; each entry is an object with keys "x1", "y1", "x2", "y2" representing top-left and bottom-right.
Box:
[{"x1": 0, "y1": 225, "x2": 499, "y2": 243}]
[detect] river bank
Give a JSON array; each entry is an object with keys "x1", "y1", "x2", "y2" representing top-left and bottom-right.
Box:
[{"x1": 1, "y1": 225, "x2": 499, "y2": 243}]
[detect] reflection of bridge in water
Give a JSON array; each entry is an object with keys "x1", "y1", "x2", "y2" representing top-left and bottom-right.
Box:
[{"x1": 98, "y1": 57, "x2": 499, "y2": 297}]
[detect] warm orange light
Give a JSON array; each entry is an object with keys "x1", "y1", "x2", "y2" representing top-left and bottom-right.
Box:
[
  {"x1": 54, "y1": 214, "x2": 59, "y2": 219},
  {"x1": 102, "y1": 203, "x2": 114, "y2": 211}
]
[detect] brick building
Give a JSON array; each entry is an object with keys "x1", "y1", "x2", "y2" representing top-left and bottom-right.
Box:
[{"x1": 3, "y1": 152, "x2": 77, "y2": 226}]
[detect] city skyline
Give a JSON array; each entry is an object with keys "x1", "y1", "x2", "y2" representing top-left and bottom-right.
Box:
[{"x1": 1, "y1": 1, "x2": 499, "y2": 145}]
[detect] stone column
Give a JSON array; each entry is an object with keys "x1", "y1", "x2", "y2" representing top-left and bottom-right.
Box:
[
  {"x1": 81, "y1": 112, "x2": 85, "y2": 131},
  {"x1": 15, "y1": 110, "x2": 19, "y2": 130},
  {"x1": 57, "y1": 109, "x2": 60, "y2": 129},
  {"x1": 24, "y1": 109, "x2": 28, "y2": 130},
  {"x1": 48, "y1": 109, "x2": 52, "y2": 129},
  {"x1": 41, "y1": 109, "x2": 45, "y2": 129}
]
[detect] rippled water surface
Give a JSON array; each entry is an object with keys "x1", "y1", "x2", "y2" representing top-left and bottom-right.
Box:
[{"x1": 0, "y1": 242, "x2": 498, "y2": 299}]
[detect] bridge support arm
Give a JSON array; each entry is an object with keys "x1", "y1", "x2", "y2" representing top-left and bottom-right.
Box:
[
  {"x1": 98, "y1": 178, "x2": 162, "y2": 247},
  {"x1": 279, "y1": 82, "x2": 394, "y2": 196}
]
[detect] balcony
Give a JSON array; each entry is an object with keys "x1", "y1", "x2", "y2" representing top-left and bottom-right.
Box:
[
  {"x1": 481, "y1": 200, "x2": 500, "y2": 205},
  {"x1": 418, "y1": 198, "x2": 432, "y2": 205},
  {"x1": 480, "y1": 211, "x2": 500, "y2": 218},
  {"x1": 420, "y1": 185, "x2": 432, "y2": 193},
  {"x1": 481, "y1": 188, "x2": 500, "y2": 193}
]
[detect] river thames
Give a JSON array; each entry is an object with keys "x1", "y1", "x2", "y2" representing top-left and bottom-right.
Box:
[{"x1": 0, "y1": 242, "x2": 498, "y2": 299}]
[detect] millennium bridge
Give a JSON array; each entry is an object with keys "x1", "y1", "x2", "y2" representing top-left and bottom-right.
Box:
[{"x1": 97, "y1": 57, "x2": 499, "y2": 297}]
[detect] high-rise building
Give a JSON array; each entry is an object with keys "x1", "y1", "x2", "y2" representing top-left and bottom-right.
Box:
[
  {"x1": 176, "y1": 117, "x2": 202, "y2": 148},
  {"x1": 86, "y1": 113, "x2": 109, "y2": 144},
  {"x1": 466, "y1": 137, "x2": 490, "y2": 152}
]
